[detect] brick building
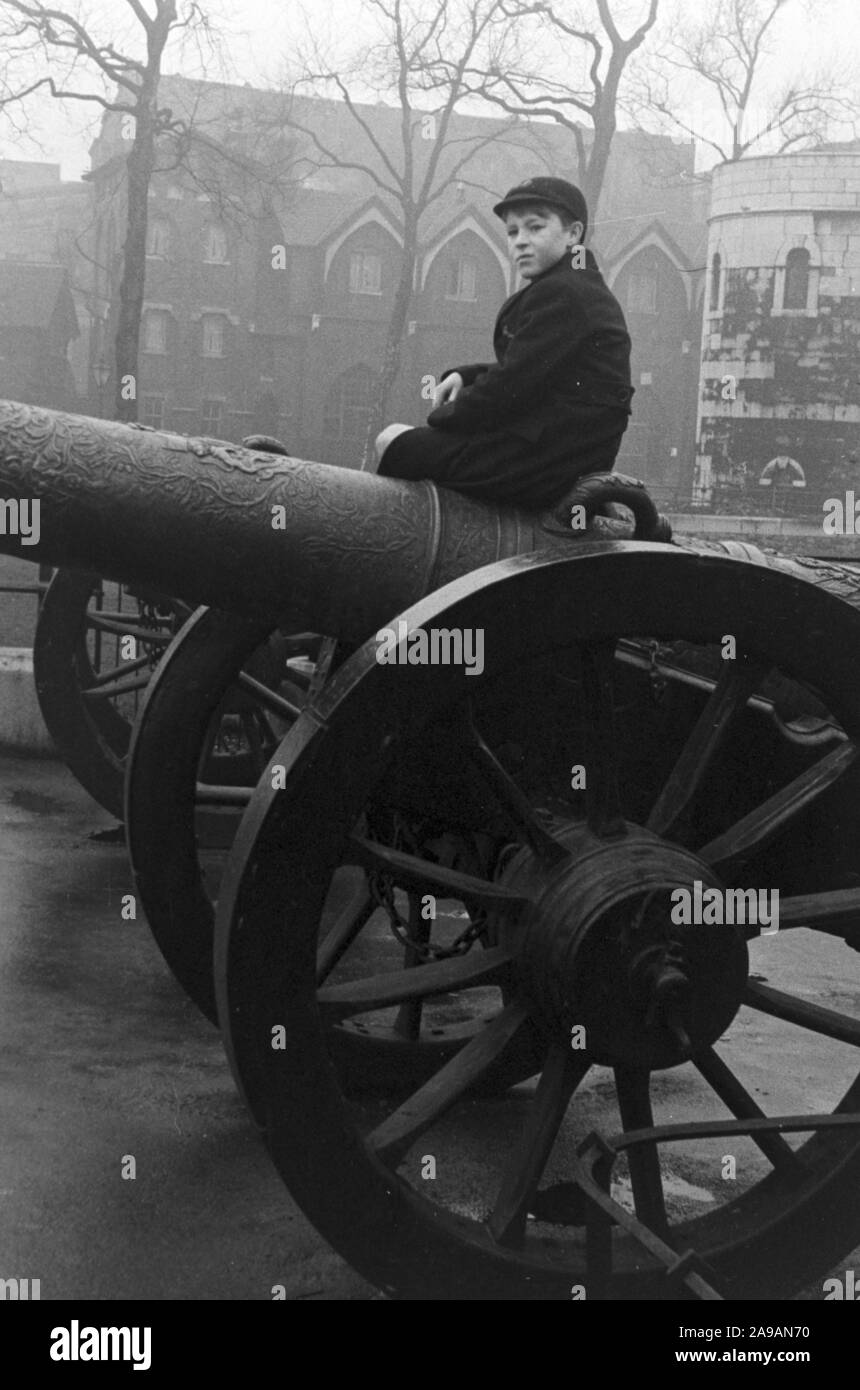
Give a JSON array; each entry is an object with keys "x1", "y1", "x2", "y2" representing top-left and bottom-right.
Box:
[
  {"x1": 694, "y1": 148, "x2": 860, "y2": 512},
  {"x1": 0, "y1": 261, "x2": 78, "y2": 410},
  {"x1": 0, "y1": 160, "x2": 92, "y2": 399},
  {"x1": 83, "y1": 78, "x2": 707, "y2": 481}
]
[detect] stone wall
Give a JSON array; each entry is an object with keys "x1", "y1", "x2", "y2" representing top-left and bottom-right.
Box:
[{"x1": 695, "y1": 152, "x2": 860, "y2": 517}]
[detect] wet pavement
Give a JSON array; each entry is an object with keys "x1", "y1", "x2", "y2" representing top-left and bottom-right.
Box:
[
  {"x1": 0, "y1": 753, "x2": 376, "y2": 1301},
  {"x1": 0, "y1": 751, "x2": 858, "y2": 1302}
]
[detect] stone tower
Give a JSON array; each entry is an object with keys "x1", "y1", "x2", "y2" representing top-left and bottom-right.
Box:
[{"x1": 694, "y1": 149, "x2": 860, "y2": 510}]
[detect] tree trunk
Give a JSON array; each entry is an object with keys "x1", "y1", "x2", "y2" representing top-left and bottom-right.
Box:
[
  {"x1": 113, "y1": 99, "x2": 156, "y2": 422},
  {"x1": 361, "y1": 216, "x2": 419, "y2": 469}
]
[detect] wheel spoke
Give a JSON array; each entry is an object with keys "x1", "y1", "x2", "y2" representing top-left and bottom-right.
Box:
[
  {"x1": 348, "y1": 836, "x2": 530, "y2": 913},
  {"x1": 614, "y1": 1067, "x2": 669, "y2": 1240},
  {"x1": 367, "y1": 1000, "x2": 532, "y2": 1164},
  {"x1": 194, "y1": 782, "x2": 253, "y2": 807},
  {"x1": 462, "y1": 713, "x2": 567, "y2": 865},
  {"x1": 745, "y1": 980, "x2": 860, "y2": 1048},
  {"x1": 250, "y1": 704, "x2": 279, "y2": 753},
  {"x1": 777, "y1": 887, "x2": 860, "y2": 940},
  {"x1": 85, "y1": 608, "x2": 142, "y2": 624},
  {"x1": 579, "y1": 642, "x2": 626, "y2": 838},
  {"x1": 695, "y1": 1047, "x2": 801, "y2": 1172},
  {"x1": 317, "y1": 944, "x2": 514, "y2": 1019},
  {"x1": 699, "y1": 742, "x2": 857, "y2": 871},
  {"x1": 315, "y1": 872, "x2": 375, "y2": 984},
  {"x1": 236, "y1": 670, "x2": 303, "y2": 721},
  {"x1": 83, "y1": 652, "x2": 154, "y2": 689},
  {"x1": 487, "y1": 1045, "x2": 589, "y2": 1246},
  {"x1": 86, "y1": 614, "x2": 174, "y2": 643},
  {"x1": 647, "y1": 661, "x2": 766, "y2": 840},
  {"x1": 82, "y1": 669, "x2": 153, "y2": 699}
]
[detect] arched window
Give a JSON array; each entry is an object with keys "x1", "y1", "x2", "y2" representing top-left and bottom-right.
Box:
[
  {"x1": 146, "y1": 218, "x2": 171, "y2": 258},
  {"x1": 759, "y1": 454, "x2": 806, "y2": 488},
  {"x1": 784, "y1": 248, "x2": 810, "y2": 311},
  {"x1": 323, "y1": 365, "x2": 376, "y2": 440},
  {"x1": 709, "y1": 252, "x2": 722, "y2": 313},
  {"x1": 203, "y1": 223, "x2": 229, "y2": 264}
]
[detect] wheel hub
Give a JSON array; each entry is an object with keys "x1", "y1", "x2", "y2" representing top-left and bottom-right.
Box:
[{"x1": 499, "y1": 822, "x2": 749, "y2": 1069}]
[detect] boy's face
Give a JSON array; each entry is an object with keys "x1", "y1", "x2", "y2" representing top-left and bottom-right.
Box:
[{"x1": 504, "y1": 204, "x2": 583, "y2": 280}]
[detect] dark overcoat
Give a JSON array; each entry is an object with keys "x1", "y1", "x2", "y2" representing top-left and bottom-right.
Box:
[{"x1": 379, "y1": 247, "x2": 634, "y2": 511}]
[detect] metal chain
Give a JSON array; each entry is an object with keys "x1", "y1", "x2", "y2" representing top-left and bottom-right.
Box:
[{"x1": 367, "y1": 869, "x2": 488, "y2": 961}]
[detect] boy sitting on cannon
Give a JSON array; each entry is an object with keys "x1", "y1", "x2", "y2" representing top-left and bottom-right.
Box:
[{"x1": 375, "y1": 176, "x2": 634, "y2": 512}]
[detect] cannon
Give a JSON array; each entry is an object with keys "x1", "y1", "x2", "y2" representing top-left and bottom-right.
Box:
[
  {"x1": 4, "y1": 397, "x2": 860, "y2": 1301},
  {"x1": 30, "y1": 432, "x2": 305, "y2": 821}
]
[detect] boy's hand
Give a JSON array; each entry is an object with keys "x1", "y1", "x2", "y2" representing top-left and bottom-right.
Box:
[{"x1": 433, "y1": 372, "x2": 464, "y2": 408}]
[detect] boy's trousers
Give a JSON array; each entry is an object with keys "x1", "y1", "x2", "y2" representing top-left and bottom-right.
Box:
[{"x1": 378, "y1": 403, "x2": 630, "y2": 511}]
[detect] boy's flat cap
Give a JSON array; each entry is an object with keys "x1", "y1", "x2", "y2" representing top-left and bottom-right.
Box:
[{"x1": 493, "y1": 176, "x2": 588, "y2": 226}]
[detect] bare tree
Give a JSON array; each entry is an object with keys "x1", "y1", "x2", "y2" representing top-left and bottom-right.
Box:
[
  {"x1": 282, "y1": 0, "x2": 538, "y2": 464},
  {"x1": 461, "y1": 0, "x2": 661, "y2": 224},
  {"x1": 0, "y1": 1, "x2": 224, "y2": 419},
  {"x1": 632, "y1": 0, "x2": 858, "y2": 163}
]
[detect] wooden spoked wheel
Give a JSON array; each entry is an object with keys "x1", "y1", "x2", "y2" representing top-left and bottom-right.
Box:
[
  {"x1": 125, "y1": 607, "x2": 543, "y2": 1094},
  {"x1": 33, "y1": 568, "x2": 191, "y2": 818},
  {"x1": 214, "y1": 544, "x2": 860, "y2": 1300},
  {"x1": 126, "y1": 607, "x2": 318, "y2": 1022}
]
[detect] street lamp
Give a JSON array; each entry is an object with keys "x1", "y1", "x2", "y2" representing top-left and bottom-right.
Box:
[{"x1": 93, "y1": 357, "x2": 110, "y2": 418}]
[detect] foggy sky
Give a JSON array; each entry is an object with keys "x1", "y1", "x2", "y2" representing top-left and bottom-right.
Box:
[{"x1": 1, "y1": 0, "x2": 857, "y2": 181}]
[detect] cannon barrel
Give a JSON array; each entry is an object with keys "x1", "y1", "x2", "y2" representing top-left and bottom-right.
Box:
[{"x1": 0, "y1": 400, "x2": 571, "y2": 643}]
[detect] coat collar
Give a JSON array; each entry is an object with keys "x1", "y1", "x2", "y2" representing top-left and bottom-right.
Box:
[
  {"x1": 529, "y1": 246, "x2": 599, "y2": 283},
  {"x1": 503, "y1": 246, "x2": 600, "y2": 310}
]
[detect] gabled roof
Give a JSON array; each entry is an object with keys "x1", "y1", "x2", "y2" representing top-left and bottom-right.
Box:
[
  {"x1": 274, "y1": 188, "x2": 374, "y2": 247},
  {"x1": 596, "y1": 214, "x2": 708, "y2": 273},
  {"x1": 0, "y1": 262, "x2": 79, "y2": 335}
]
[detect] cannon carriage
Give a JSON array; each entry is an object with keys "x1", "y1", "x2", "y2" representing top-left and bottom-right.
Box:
[{"x1": 4, "y1": 398, "x2": 860, "y2": 1300}]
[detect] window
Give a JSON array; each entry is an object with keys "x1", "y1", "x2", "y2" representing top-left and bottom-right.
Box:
[
  {"x1": 446, "y1": 255, "x2": 477, "y2": 301},
  {"x1": 627, "y1": 272, "x2": 657, "y2": 315},
  {"x1": 784, "y1": 248, "x2": 810, "y2": 311},
  {"x1": 759, "y1": 454, "x2": 806, "y2": 488},
  {"x1": 201, "y1": 399, "x2": 223, "y2": 435},
  {"x1": 201, "y1": 314, "x2": 225, "y2": 357},
  {"x1": 709, "y1": 253, "x2": 722, "y2": 314},
  {"x1": 146, "y1": 219, "x2": 171, "y2": 258},
  {"x1": 323, "y1": 364, "x2": 376, "y2": 439},
  {"x1": 141, "y1": 395, "x2": 164, "y2": 430},
  {"x1": 203, "y1": 223, "x2": 229, "y2": 263},
  {"x1": 142, "y1": 310, "x2": 168, "y2": 354},
  {"x1": 349, "y1": 251, "x2": 382, "y2": 295}
]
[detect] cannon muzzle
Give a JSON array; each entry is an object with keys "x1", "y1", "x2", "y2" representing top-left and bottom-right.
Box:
[{"x1": 0, "y1": 400, "x2": 577, "y2": 642}]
